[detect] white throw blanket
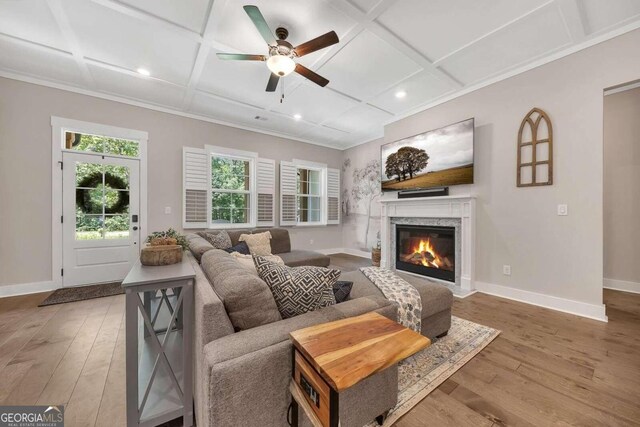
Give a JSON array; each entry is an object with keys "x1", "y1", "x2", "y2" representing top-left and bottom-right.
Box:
[{"x1": 360, "y1": 267, "x2": 422, "y2": 333}]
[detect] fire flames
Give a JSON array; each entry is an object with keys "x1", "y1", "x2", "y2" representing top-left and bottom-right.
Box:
[{"x1": 412, "y1": 238, "x2": 444, "y2": 269}]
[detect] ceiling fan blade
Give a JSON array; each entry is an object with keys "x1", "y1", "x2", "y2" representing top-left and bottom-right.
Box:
[
  {"x1": 266, "y1": 73, "x2": 280, "y2": 92},
  {"x1": 243, "y1": 5, "x2": 276, "y2": 45},
  {"x1": 294, "y1": 64, "x2": 329, "y2": 87},
  {"x1": 216, "y1": 53, "x2": 266, "y2": 61},
  {"x1": 294, "y1": 31, "x2": 339, "y2": 57}
]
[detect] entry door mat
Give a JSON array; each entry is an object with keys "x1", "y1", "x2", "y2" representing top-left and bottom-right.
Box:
[
  {"x1": 38, "y1": 282, "x2": 124, "y2": 306},
  {"x1": 365, "y1": 316, "x2": 500, "y2": 426}
]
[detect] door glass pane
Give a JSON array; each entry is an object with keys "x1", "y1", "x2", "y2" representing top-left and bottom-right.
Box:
[
  {"x1": 66, "y1": 132, "x2": 139, "y2": 157},
  {"x1": 104, "y1": 165, "x2": 130, "y2": 189},
  {"x1": 76, "y1": 214, "x2": 104, "y2": 240},
  {"x1": 75, "y1": 161, "x2": 131, "y2": 240},
  {"x1": 104, "y1": 215, "x2": 130, "y2": 239}
]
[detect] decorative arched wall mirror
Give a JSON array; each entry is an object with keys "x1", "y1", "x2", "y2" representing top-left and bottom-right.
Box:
[{"x1": 517, "y1": 108, "x2": 553, "y2": 187}]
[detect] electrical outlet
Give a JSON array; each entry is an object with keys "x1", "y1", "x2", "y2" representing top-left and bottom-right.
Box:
[
  {"x1": 503, "y1": 265, "x2": 511, "y2": 276},
  {"x1": 309, "y1": 239, "x2": 314, "y2": 245},
  {"x1": 557, "y1": 204, "x2": 568, "y2": 216},
  {"x1": 164, "y1": 206, "x2": 172, "y2": 214}
]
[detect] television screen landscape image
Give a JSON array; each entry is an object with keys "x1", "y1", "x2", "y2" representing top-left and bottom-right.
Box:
[{"x1": 381, "y1": 118, "x2": 474, "y2": 191}]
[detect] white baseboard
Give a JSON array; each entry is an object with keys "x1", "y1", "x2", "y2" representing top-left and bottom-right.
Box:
[
  {"x1": 0, "y1": 280, "x2": 59, "y2": 298},
  {"x1": 604, "y1": 278, "x2": 640, "y2": 294},
  {"x1": 475, "y1": 281, "x2": 608, "y2": 322},
  {"x1": 319, "y1": 248, "x2": 371, "y2": 259}
]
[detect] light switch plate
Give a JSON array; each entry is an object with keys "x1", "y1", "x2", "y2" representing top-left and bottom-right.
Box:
[
  {"x1": 557, "y1": 204, "x2": 568, "y2": 216},
  {"x1": 164, "y1": 206, "x2": 172, "y2": 214},
  {"x1": 503, "y1": 265, "x2": 511, "y2": 276}
]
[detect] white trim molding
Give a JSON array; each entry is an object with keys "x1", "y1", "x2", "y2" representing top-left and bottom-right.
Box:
[
  {"x1": 0, "y1": 281, "x2": 59, "y2": 298},
  {"x1": 476, "y1": 281, "x2": 608, "y2": 322},
  {"x1": 604, "y1": 278, "x2": 640, "y2": 294}
]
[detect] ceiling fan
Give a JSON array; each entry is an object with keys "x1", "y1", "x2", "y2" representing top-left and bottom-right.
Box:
[{"x1": 216, "y1": 5, "x2": 339, "y2": 92}]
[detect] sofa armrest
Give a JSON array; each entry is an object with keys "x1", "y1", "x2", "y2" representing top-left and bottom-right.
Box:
[{"x1": 196, "y1": 295, "x2": 397, "y2": 427}]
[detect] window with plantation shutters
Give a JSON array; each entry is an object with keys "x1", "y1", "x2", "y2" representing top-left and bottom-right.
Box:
[
  {"x1": 256, "y1": 158, "x2": 276, "y2": 227},
  {"x1": 182, "y1": 147, "x2": 208, "y2": 228},
  {"x1": 280, "y1": 161, "x2": 298, "y2": 226},
  {"x1": 183, "y1": 145, "x2": 275, "y2": 229},
  {"x1": 326, "y1": 168, "x2": 340, "y2": 225},
  {"x1": 280, "y1": 160, "x2": 340, "y2": 227}
]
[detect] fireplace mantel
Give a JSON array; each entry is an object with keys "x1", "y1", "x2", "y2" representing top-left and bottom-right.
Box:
[{"x1": 380, "y1": 195, "x2": 476, "y2": 296}]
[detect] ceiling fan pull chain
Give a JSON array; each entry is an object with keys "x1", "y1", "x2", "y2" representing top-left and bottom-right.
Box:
[{"x1": 281, "y1": 78, "x2": 285, "y2": 103}]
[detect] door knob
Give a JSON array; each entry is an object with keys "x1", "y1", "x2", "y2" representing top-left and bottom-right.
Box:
[{"x1": 133, "y1": 226, "x2": 138, "y2": 231}]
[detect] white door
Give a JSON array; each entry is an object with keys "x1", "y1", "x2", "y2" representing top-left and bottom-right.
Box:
[{"x1": 62, "y1": 152, "x2": 140, "y2": 286}]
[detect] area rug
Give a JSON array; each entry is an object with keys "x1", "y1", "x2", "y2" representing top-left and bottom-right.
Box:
[
  {"x1": 38, "y1": 282, "x2": 124, "y2": 306},
  {"x1": 365, "y1": 316, "x2": 500, "y2": 427}
]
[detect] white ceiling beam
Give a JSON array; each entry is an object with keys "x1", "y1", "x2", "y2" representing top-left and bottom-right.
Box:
[
  {"x1": 90, "y1": 0, "x2": 203, "y2": 43},
  {"x1": 182, "y1": 0, "x2": 225, "y2": 110},
  {"x1": 556, "y1": 0, "x2": 588, "y2": 42},
  {"x1": 46, "y1": 0, "x2": 96, "y2": 88}
]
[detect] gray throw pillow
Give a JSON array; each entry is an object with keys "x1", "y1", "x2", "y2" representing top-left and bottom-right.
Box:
[
  {"x1": 253, "y1": 255, "x2": 339, "y2": 319},
  {"x1": 198, "y1": 230, "x2": 232, "y2": 249}
]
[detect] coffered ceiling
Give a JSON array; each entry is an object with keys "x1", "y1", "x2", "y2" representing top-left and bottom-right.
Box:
[{"x1": 1, "y1": 0, "x2": 640, "y2": 149}]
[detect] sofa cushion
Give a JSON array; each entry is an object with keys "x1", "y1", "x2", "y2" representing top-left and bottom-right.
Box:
[
  {"x1": 201, "y1": 250, "x2": 281, "y2": 331},
  {"x1": 256, "y1": 228, "x2": 291, "y2": 254},
  {"x1": 239, "y1": 231, "x2": 272, "y2": 256},
  {"x1": 229, "y1": 252, "x2": 284, "y2": 273},
  {"x1": 253, "y1": 255, "x2": 339, "y2": 319},
  {"x1": 341, "y1": 270, "x2": 453, "y2": 319},
  {"x1": 186, "y1": 234, "x2": 214, "y2": 262},
  {"x1": 278, "y1": 250, "x2": 331, "y2": 267},
  {"x1": 197, "y1": 230, "x2": 232, "y2": 249}
]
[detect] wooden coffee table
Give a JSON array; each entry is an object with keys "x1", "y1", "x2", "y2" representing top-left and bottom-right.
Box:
[{"x1": 289, "y1": 312, "x2": 430, "y2": 427}]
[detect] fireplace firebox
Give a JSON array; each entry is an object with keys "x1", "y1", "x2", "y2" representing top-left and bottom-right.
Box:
[{"x1": 395, "y1": 224, "x2": 455, "y2": 282}]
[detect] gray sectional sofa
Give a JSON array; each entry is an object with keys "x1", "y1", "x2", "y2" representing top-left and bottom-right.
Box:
[{"x1": 188, "y1": 228, "x2": 453, "y2": 427}]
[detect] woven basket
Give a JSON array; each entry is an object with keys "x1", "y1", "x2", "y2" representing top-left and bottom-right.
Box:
[
  {"x1": 140, "y1": 245, "x2": 183, "y2": 266},
  {"x1": 371, "y1": 248, "x2": 381, "y2": 267}
]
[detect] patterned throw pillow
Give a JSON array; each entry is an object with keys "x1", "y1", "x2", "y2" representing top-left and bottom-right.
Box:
[
  {"x1": 333, "y1": 281, "x2": 353, "y2": 303},
  {"x1": 253, "y1": 255, "x2": 339, "y2": 319},
  {"x1": 224, "y1": 241, "x2": 251, "y2": 255},
  {"x1": 239, "y1": 231, "x2": 272, "y2": 256},
  {"x1": 197, "y1": 230, "x2": 232, "y2": 249}
]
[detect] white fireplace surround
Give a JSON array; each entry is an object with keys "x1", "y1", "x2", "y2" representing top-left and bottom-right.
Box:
[{"x1": 380, "y1": 195, "x2": 476, "y2": 297}]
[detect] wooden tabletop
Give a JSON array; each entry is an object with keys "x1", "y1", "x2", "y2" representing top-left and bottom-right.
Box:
[{"x1": 290, "y1": 312, "x2": 431, "y2": 392}]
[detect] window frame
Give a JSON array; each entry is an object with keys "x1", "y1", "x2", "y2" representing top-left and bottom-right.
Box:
[
  {"x1": 206, "y1": 145, "x2": 258, "y2": 229},
  {"x1": 295, "y1": 165, "x2": 325, "y2": 226}
]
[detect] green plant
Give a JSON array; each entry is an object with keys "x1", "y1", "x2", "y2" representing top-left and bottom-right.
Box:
[{"x1": 145, "y1": 228, "x2": 188, "y2": 250}]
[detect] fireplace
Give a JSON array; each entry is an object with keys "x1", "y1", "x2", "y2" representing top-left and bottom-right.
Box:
[{"x1": 395, "y1": 224, "x2": 455, "y2": 282}]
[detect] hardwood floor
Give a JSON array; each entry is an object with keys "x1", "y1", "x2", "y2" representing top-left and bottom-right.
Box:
[{"x1": 0, "y1": 254, "x2": 638, "y2": 426}]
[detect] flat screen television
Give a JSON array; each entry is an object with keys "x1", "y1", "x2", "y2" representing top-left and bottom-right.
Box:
[{"x1": 381, "y1": 118, "x2": 474, "y2": 191}]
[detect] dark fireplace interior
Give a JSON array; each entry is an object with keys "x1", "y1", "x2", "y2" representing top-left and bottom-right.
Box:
[{"x1": 396, "y1": 224, "x2": 455, "y2": 282}]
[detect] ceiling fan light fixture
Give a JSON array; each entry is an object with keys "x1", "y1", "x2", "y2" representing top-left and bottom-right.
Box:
[{"x1": 267, "y1": 55, "x2": 295, "y2": 77}]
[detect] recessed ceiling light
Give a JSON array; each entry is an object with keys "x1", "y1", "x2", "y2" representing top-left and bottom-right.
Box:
[
  {"x1": 136, "y1": 68, "x2": 150, "y2": 76},
  {"x1": 395, "y1": 90, "x2": 407, "y2": 99},
  {"x1": 293, "y1": 114, "x2": 302, "y2": 120}
]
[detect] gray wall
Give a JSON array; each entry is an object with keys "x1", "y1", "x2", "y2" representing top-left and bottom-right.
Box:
[
  {"x1": 0, "y1": 78, "x2": 343, "y2": 287},
  {"x1": 604, "y1": 86, "x2": 640, "y2": 284},
  {"x1": 342, "y1": 29, "x2": 640, "y2": 307}
]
